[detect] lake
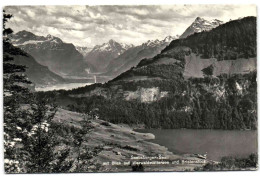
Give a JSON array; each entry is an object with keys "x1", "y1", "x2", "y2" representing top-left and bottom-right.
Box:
[
  {"x1": 136, "y1": 129, "x2": 257, "y2": 161},
  {"x1": 35, "y1": 83, "x2": 93, "y2": 92}
]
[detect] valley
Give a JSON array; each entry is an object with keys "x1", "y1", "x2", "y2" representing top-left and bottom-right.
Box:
[
  {"x1": 8, "y1": 16, "x2": 231, "y2": 89},
  {"x1": 3, "y1": 7, "x2": 257, "y2": 173},
  {"x1": 47, "y1": 16, "x2": 257, "y2": 131}
]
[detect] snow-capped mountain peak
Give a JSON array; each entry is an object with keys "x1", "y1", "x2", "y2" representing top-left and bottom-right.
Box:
[
  {"x1": 142, "y1": 35, "x2": 179, "y2": 48},
  {"x1": 11, "y1": 30, "x2": 63, "y2": 46},
  {"x1": 210, "y1": 19, "x2": 223, "y2": 25},
  {"x1": 163, "y1": 35, "x2": 179, "y2": 43},
  {"x1": 85, "y1": 39, "x2": 135, "y2": 72},
  {"x1": 180, "y1": 17, "x2": 223, "y2": 38},
  {"x1": 9, "y1": 30, "x2": 96, "y2": 77},
  {"x1": 121, "y1": 43, "x2": 134, "y2": 50},
  {"x1": 75, "y1": 46, "x2": 92, "y2": 57},
  {"x1": 164, "y1": 36, "x2": 174, "y2": 42},
  {"x1": 91, "y1": 39, "x2": 134, "y2": 54},
  {"x1": 143, "y1": 39, "x2": 161, "y2": 47}
]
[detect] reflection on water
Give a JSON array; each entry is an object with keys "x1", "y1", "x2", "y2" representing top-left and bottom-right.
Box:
[
  {"x1": 35, "y1": 83, "x2": 93, "y2": 92},
  {"x1": 136, "y1": 129, "x2": 257, "y2": 161}
]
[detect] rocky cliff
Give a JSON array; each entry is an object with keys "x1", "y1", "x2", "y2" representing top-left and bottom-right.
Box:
[{"x1": 54, "y1": 17, "x2": 257, "y2": 130}]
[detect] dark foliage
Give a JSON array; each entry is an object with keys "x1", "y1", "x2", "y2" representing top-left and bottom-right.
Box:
[
  {"x1": 132, "y1": 164, "x2": 144, "y2": 172},
  {"x1": 201, "y1": 65, "x2": 214, "y2": 76},
  {"x1": 3, "y1": 11, "x2": 102, "y2": 173},
  {"x1": 162, "y1": 17, "x2": 256, "y2": 60},
  {"x1": 202, "y1": 153, "x2": 258, "y2": 171},
  {"x1": 39, "y1": 17, "x2": 257, "y2": 131},
  {"x1": 64, "y1": 71, "x2": 256, "y2": 130}
]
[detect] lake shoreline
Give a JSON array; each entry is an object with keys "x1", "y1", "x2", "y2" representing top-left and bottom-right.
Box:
[
  {"x1": 134, "y1": 128, "x2": 258, "y2": 162},
  {"x1": 133, "y1": 126, "x2": 257, "y2": 131},
  {"x1": 53, "y1": 108, "x2": 212, "y2": 172},
  {"x1": 35, "y1": 82, "x2": 93, "y2": 92}
]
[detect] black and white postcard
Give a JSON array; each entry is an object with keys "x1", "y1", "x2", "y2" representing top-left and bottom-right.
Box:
[{"x1": 2, "y1": 4, "x2": 258, "y2": 173}]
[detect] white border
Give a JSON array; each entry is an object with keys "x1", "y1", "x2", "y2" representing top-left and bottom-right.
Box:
[
  {"x1": 0, "y1": 1, "x2": 259, "y2": 176},
  {"x1": 0, "y1": 0, "x2": 259, "y2": 5}
]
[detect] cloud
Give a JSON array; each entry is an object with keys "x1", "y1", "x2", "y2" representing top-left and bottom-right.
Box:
[{"x1": 4, "y1": 5, "x2": 256, "y2": 47}]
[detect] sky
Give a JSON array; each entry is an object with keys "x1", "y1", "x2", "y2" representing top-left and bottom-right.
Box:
[{"x1": 4, "y1": 5, "x2": 256, "y2": 47}]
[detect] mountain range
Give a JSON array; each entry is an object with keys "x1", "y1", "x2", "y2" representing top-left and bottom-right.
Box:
[
  {"x1": 9, "y1": 16, "x2": 233, "y2": 86},
  {"x1": 8, "y1": 15, "x2": 257, "y2": 130},
  {"x1": 104, "y1": 35, "x2": 178, "y2": 77},
  {"x1": 5, "y1": 42, "x2": 65, "y2": 86},
  {"x1": 84, "y1": 39, "x2": 134, "y2": 72},
  {"x1": 62, "y1": 16, "x2": 257, "y2": 130},
  {"x1": 10, "y1": 30, "x2": 96, "y2": 77},
  {"x1": 111, "y1": 16, "x2": 256, "y2": 87},
  {"x1": 89, "y1": 17, "x2": 223, "y2": 77}
]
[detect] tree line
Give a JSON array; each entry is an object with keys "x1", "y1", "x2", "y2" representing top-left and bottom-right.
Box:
[
  {"x1": 3, "y1": 11, "x2": 101, "y2": 173},
  {"x1": 66, "y1": 71, "x2": 257, "y2": 130}
]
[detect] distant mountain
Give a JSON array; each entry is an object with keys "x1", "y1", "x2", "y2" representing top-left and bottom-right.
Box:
[
  {"x1": 85, "y1": 39, "x2": 134, "y2": 72},
  {"x1": 71, "y1": 16, "x2": 256, "y2": 101},
  {"x1": 5, "y1": 43, "x2": 65, "y2": 86},
  {"x1": 180, "y1": 17, "x2": 223, "y2": 39},
  {"x1": 75, "y1": 46, "x2": 92, "y2": 57},
  {"x1": 104, "y1": 35, "x2": 179, "y2": 77},
  {"x1": 64, "y1": 17, "x2": 257, "y2": 130},
  {"x1": 10, "y1": 30, "x2": 96, "y2": 76}
]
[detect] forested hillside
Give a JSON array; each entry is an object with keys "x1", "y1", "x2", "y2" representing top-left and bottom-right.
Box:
[
  {"x1": 163, "y1": 16, "x2": 256, "y2": 60},
  {"x1": 43, "y1": 17, "x2": 257, "y2": 130}
]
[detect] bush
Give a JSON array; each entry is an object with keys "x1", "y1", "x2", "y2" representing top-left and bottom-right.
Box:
[{"x1": 132, "y1": 164, "x2": 144, "y2": 172}]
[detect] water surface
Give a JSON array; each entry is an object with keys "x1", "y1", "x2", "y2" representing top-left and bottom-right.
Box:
[
  {"x1": 35, "y1": 83, "x2": 93, "y2": 92},
  {"x1": 136, "y1": 129, "x2": 257, "y2": 161}
]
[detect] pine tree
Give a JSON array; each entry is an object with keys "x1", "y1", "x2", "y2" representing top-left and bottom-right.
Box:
[
  {"x1": 21, "y1": 96, "x2": 72, "y2": 173},
  {"x1": 3, "y1": 11, "x2": 71, "y2": 173},
  {"x1": 3, "y1": 10, "x2": 32, "y2": 173},
  {"x1": 3, "y1": 11, "x2": 31, "y2": 97}
]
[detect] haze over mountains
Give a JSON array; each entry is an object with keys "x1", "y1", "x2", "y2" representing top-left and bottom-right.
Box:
[
  {"x1": 80, "y1": 16, "x2": 225, "y2": 77},
  {"x1": 104, "y1": 35, "x2": 179, "y2": 77},
  {"x1": 5, "y1": 42, "x2": 65, "y2": 86},
  {"x1": 75, "y1": 46, "x2": 92, "y2": 57},
  {"x1": 66, "y1": 16, "x2": 256, "y2": 100},
  {"x1": 84, "y1": 39, "x2": 134, "y2": 72},
  {"x1": 6, "y1": 13, "x2": 257, "y2": 131},
  {"x1": 11, "y1": 30, "x2": 96, "y2": 77},
  {"x1": 9, "y1": 16, "x2": 247, "y2": 87},
  {"x1": 62, "y1": 16, "x2": 256, "y2": 130},
  {"x1": 4, "y1": 5, "x2": 258, "y2": 173},
  {"x1": 102, "y1": 17, "x2": 224, "y2": 77}
]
